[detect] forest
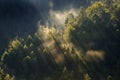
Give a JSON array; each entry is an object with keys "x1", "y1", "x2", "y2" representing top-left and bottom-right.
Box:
[{"x1": 0, "y1": 0, "x2": 120, "y2": 80}]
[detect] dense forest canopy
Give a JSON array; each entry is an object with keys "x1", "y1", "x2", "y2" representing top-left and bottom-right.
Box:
[{"x1": 0, "y1": 0, "x2": 120, "y2": 80}]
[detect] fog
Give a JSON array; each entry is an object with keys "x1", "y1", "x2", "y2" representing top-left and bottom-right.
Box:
[{"x1": 0, "y1": 0, "x2": 86, "y2": 53}]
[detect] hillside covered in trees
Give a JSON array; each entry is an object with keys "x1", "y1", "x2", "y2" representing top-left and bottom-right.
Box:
[{"x1": 0, "y1": 0, "x2": 120, "y2": 80}]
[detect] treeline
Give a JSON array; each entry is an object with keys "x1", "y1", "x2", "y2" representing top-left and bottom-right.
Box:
[{"x1": 0, "y1": 0, "x2": 120, "y2": 80}]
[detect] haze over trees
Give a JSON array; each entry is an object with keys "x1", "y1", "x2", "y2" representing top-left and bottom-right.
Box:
[{"x1": 0, "y1": 0, "x2": 120, "y2": 80}]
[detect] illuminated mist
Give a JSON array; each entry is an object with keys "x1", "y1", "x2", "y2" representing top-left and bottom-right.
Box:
[
  {"x1": 0, "y1": 0, "x2": 86, "y2": 53},
  {"x1": 0, "y1": 0, "x2": 120, "y2": 80}
]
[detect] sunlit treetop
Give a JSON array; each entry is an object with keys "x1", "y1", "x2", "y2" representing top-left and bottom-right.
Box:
[{"x1": 85, "y1": 1, "x2": 109, "y2": 19}]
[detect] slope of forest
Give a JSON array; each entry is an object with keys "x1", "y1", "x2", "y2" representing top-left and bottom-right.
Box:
[
  {"x1": 0, "y1": 0, "x2": 86, "y2": 54},
  {"x1": 0, "y1": 0, "x2": 120, "y2": 80}
]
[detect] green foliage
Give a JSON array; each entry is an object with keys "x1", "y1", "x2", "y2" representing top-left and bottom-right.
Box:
[
  {"x1": 0, "y1": 67, "x2": 14, "y2": 80},
  {"x1": 64, "y1": 0, "x2": 120, "y2": 51},
  {"x1": 0, "y1": 67, "x2": 3, "y2": 80},
  {"x1": 63, "y1": 0, "x2": 120, "y2": 79},
  {"x1": 0, "y1": 0, "x2": 120, "y2": 80},
  {"x1": 84, "y1": 74, "x2": 91, "y2": 80},
  {"x1": 1, "y1": 34, "x2": 63, "y2": 79}
]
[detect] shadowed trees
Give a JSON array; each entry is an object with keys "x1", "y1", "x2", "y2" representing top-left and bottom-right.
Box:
[{"x1": 0, "y1": 0, "x2": 120, "y2": 80}]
